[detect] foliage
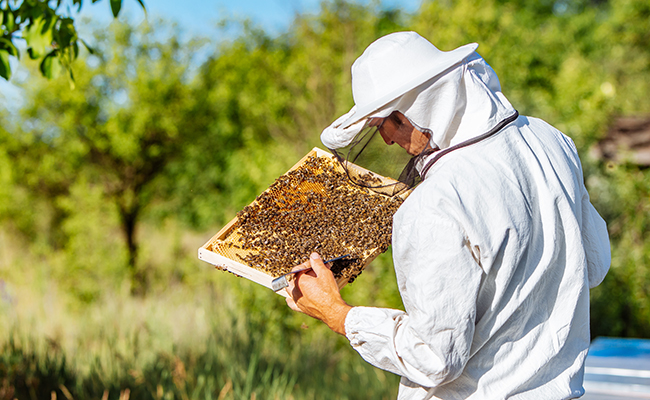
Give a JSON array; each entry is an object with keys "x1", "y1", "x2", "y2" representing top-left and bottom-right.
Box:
[
  {"x1": 588, "y1": 163, "x2": 650, "y2": 337},
  {"x1": 4, "y1": 20, "x2": 214, "y2": 294},
  {"x1": 0, "y1": 337, "x2": 77, "y2": 400},
  {"x1": 1, "y1": 0, "x2": 650, "y2": 397},
  {"x1": 0, "y1": 0, "x2": 145, "y2": 83}
]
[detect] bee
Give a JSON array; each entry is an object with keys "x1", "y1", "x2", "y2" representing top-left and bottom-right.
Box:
[{"x1": 215, "y1": 155, "x2": 403, "y2": 279}]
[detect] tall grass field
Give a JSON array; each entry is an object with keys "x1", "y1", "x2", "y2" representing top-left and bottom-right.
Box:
[{"x1": 0, "y1": 223, "x2": 402, "y2": 400}]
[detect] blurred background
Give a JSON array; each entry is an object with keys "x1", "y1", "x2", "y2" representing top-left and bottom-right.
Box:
[{"x1": 0, "y1": 0, "x2": 649, "y2": 399}]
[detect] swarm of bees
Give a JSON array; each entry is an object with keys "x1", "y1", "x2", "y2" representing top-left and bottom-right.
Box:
[{"x1": 211, "y1": 155, "x2": 403, "y2": 283}]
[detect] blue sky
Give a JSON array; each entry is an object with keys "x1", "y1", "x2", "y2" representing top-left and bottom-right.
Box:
[{"x1": 79, "y1": 0, "x2": 423, "y2": 37}]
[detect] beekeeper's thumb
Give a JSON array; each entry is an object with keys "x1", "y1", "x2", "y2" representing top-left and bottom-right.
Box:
[{"x1": 309, "y1": 252, "x2": 329, "y2": 275}]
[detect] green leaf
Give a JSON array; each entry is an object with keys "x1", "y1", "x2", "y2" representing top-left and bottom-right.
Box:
[
  {"x1": 65, "y1": 64, "x2": 75, "y2": 89},
  {"x1": 24, "y1": 16, "x2": 57, "y2": 59},
  {"x1": 110, "y1": 0, "x2": 122, "y2": 18},
  {"x1": 56, "y1": 18, "x2": 78, "y2": 49},
  {"x1": 0, "y1": 38, "x2": 19, "y2": 58},
  {"x1": 80, "y1": 38, "x2": 95, "y2": 55},
  {"x1": 3, "y1": 10, "x2": 14, "y2": 32},
  {"x1": 0, "y1": 49, "x2": 11, "y2": 80},
  {"x1": 40, "y1": 51, "x2": 62, "y2": 79},
  {"x1": 72, "y1": 41, "x2": 79, "y2": 59},
  {"x1": 135, "y1": 0, "x2": 146, "y2": 12}
]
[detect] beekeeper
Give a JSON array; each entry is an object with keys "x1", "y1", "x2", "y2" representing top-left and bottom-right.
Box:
[{"x1": 286, "y1": 31, "x2": 611, "y2": 400}]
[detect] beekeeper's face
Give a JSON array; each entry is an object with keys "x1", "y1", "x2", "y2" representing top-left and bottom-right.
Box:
[{"x1": 368, "y1": 111, "x2": 432, "y2": 156}]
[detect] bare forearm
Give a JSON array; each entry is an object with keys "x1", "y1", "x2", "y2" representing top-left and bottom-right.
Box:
[{"x1": 324, "y1": 302, "x2": 353, "y2": 335}]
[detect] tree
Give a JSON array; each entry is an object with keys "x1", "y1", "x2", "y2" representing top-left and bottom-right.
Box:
[
  {"x1": 0, "y1": 0, "x2": 145, "y2": 82},
  {"x1": 8, "y1": 20, "x2": 207, "y2": 293}
]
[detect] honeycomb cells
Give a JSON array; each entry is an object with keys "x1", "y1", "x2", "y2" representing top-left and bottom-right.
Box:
[{"x1": 213, "y1": 155, "x2": 403, "y2": 283}]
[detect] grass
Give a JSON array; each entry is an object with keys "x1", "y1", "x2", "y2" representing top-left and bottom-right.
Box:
[
  {"x1": 0, "y1": 282, "x2": 400, "y2": 400},
  {"x1": 0, "y1": 224, "x2": 402, "y2": 400}
]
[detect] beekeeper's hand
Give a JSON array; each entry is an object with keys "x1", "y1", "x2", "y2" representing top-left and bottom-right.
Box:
[{"x1": 286, "y1": 252, "x2": 352, "y2": 336}]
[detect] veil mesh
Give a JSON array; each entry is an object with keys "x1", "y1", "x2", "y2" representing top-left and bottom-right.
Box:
[{"x1": 329, "y1": 123, "x2": 433, "y2": 197}]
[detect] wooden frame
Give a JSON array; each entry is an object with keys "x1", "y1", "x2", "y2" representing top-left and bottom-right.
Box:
[{"x1": 198, "y1": 147, "x2": 410, "y2": 297}]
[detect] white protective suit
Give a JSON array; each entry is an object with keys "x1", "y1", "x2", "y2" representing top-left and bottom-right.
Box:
[{"x1": 335, "y1": 53, "x2": 611, "y2": 399}]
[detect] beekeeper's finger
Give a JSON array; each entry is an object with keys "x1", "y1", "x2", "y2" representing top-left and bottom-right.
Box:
[
  {"x1": 287, "y1": 280, "x2": 303, "y2": 310},
  {"x1": 308, "y1": 252, "x2": 330, "y2": 277},
  {"x1": 285, "y1": 295, "x2": 302, "y2": 313}
]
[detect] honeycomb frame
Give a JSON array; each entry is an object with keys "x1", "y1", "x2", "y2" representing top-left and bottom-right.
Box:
[{"x1": 198, "y1": 147, "x2": 411, "y2": 297}]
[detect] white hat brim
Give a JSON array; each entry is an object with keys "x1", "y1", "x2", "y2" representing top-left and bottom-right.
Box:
[{"x1": 340, "y1": 43, "x2": 479, "y2": 129}]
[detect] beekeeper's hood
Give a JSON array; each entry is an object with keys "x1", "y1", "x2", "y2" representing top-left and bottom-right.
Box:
[{"x1": 321, "y1": 31, "x2": 516, "y2": 159}]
